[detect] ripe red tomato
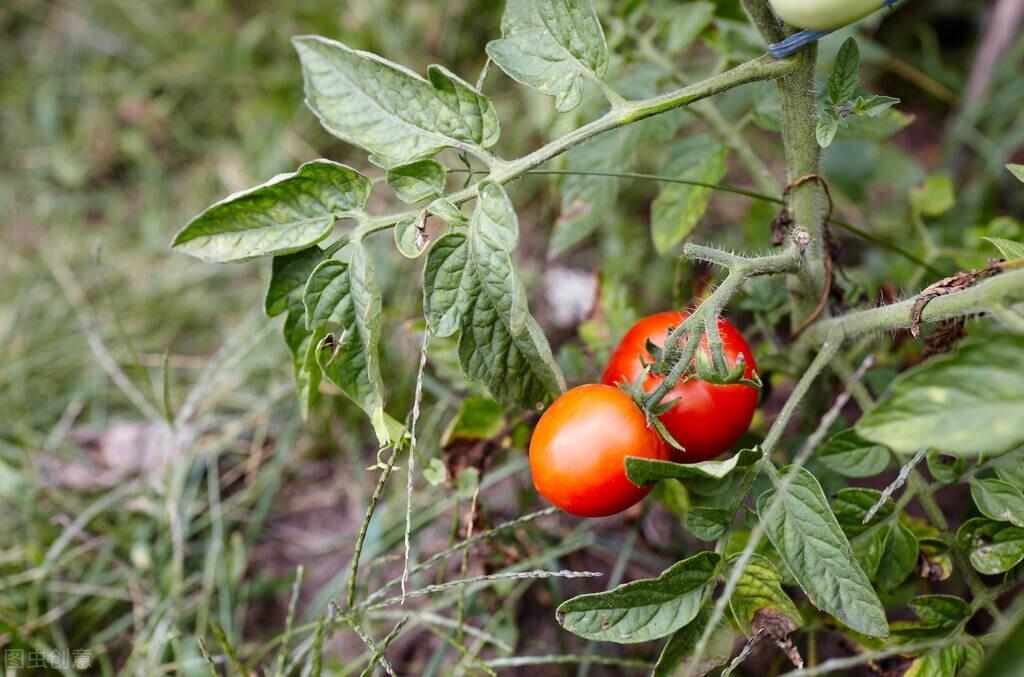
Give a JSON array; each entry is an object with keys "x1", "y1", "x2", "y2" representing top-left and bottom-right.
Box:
[
  {"x1": 602, "y1": 312, "x2": 758, "y2": 463},
  {"x1": 529, "y1": 384, "x2": 669, "y2": 517}
]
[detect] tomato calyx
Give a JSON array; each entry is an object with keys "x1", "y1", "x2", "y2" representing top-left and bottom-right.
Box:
[
  {"x1": 641, "y1": 322, "x2": 763, "y2": 389},
  {"x1": 616, "y1": 368, "x2": 686, "y2": 453}
]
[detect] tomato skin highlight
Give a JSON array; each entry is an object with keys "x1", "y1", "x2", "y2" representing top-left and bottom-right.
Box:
[
  {"x1": 602, "y1": 312, "x2": 758, "y2": 464},
  {"x1": 768, "y1": 0, "x2": 886, "y2": 31},
  {"x1": 529, "y1": 384, "x2": 669, "y2": 518}
]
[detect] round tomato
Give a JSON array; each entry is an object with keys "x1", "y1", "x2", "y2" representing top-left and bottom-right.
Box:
[
  {"x1": 768, "y1": 0, "x2": 888, "y2": 31},
  {"x1": 602, "y1": 312, "x2": 758, "y2": 463},
  {"x1": 529, "y1": 384, "x2": 669, "y2": 517}
]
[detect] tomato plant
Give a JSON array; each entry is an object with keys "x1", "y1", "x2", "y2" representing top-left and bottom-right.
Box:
[
  {"x1": 603, "y1": 311, "x2": 759, "y2": 463},
  {"x1": 529, "y1": 384, "x2": 668, "y2": 517},
  {"x1": 146, "y1": 0, "x2": 1024, "y2": 673}
]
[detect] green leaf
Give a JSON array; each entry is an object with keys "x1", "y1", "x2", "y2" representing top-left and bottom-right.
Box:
[
  {"x1": 1008, "y1": 164, "x2": 1024, "y2": 184},
  {"x1": 651, "y1": 135, "x2": 728, "y2": 254},
  {"x1": 442, "y1": 396, "x2": 506, "y2": 444},
  {"x1": 654, "y1": 606, "x2": 733, "y2": 677},
  {"x1": 827, "y1": 38, "x2": 860, "y2": 105},
  {"x1": 556, "y1": 552, "x2": 719, "y2": 643},
  {"x1": 386, "y1": 160, "x2": 447, "y2": 204},
  {"x1": 983, "y1": 236, "x2": 1024, "y2": 260},
  {"x1": 891, "y1": 595, "x2": 970, "y2": 640},
  {"x1": 971, "y1": 478, "x2": 1024, "y2": 527},
  {"x1": 994, "y1": 454, "x2": 1024, "y2": 490},
  {"x1": 172, "y1": 160, "x2": 370, "y2": 263},
  {"x1": 687, "y1": 507, "x2": 732, "y2": 541},
  {"x1": 422, "y1": 182, "x2": 564, "y2": 407},
  {"x1": 926, "y1": 450, "x2": 965, "y2": 484},
  {"x1": 486, "y1": 0, "x2": 608, "y2": 112},
  {"x1": 850, "y1": 95, "x2": 900, "y2": 117},
  {"x1": 625, "y1": 447, "x2": 763, "y2": 496},
  {"x1": 957, "y1": 517, "x2": 1024, "y2": 575},
  {"x1": 833, "y1": 488, "x2": 894, "y2": 537},
  {"x1": 907, "y1": 637, "x2": 984, "y2": 677},
  {"x1": 758, "y1": 466, "x2": 888, "y2": 638},
  {"x1": 661, "y1": 2, "x2": 715, "y2": 53},
  {"x1": 426, "y1": 196, "x2": 469, "y2": 226},
  {"x1": 283, "y1": 299, "x2": 326, "y2": 419},
  {"x1": 394, "y1": 214, "x2": 428, "y2": 258},
  {"x1": 293, "y1": 36, "x2": 499, "y2": 166},
  {"x1": 819, "y1": 429, "x2": 891, "y2": 478},
  {"x1": 876, "y1": 521, "x2": 919, "y2": 590},
  {"x1": 910, "y1": 175, "x2": 955, "y2": 217},
  {"x1": 265, "y1": 246, "x2": 324, "y2": 317},
  {"x1": 728, "y1": 554, "x2": 802, "y2": 636},
  {"x1": 853, "y1": 525, "x2": 889, "y2": 581},
  {"x1": 816, "y1": 108, "x2": 840, "y2": 148},
  {"x1": 305, "y1": 247, "x2": 389, "y2": 444},
  {"x1": 981, "y1": 604, "x2": 1024, "y2": 676},
  {"x1": 548, "y1": 127, "x2": 634, "y2": 257},
  {"x1": 857, "y1": 334, "x2": 1024, "y2": 455}
]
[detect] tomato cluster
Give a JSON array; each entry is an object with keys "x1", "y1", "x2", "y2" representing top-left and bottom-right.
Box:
[{"x1": 529, "y1": 312, "x2": 759, "y2": 517}]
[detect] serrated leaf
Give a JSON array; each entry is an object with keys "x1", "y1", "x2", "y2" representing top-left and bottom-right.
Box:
[
  {"x1": 486, "y1": 0, "x2": 608, "y2": 112},
  {"x1": 625, "y1": 447, "x2": 763, "y2": 496},
  {"x1": 877, "y1": 521, "x2": 919, "y2": 590},
  {"x1": 728, "y1": 554, "x2": 802, "y2": 636},
  {"x1": 283, "y1": 299, "x2": 326, "y2": 419},
  {"x1": 957, "y1": 517, "x2": 1024, "y2": 575},
  {"x1": 651, "y1": 135, "x2": 728, "y2": 254},
  {"x1": 265, "y1": 246, "x2": 324, "y2": 317},
  {"x1": 386, "y1": 160, "x2": 447, "y2": 204},
  {"x1": 827, "y1": 38, "x2": 860, "y2": 105},
  {"x1": 983, "y1": 236, "x2": 1024, "y2": 260},
  {"x1": 1008, "y1": 164, "x2": 1024, "y2": 184},
  {"x1": 304, "y1": 248, "x2": 389, "y2": 444},
  {"x1": 758, "y1": 466, "x2": 888, "y2": 638},
  {"x1": 971, "y1": 478, "x2": 1024, "y2": 527},
  {"x1": 293, "y1": 36, "x2": 498, "y2": 166},
  {"x1": 422, "y1": 183, "x2": 564, "y2": 407},
  {"x1": 556, "y1": 552, "x2": 719, "y2": 643},
  {"x1": 857, "y1": 335, "x2": 1024, "y2": 455},
  {"x1": 833, "y1": 488, "x2": 894, "y2": 537},
  {"x1": 173, "y1": 160, "x2": 369, "y2": 263},
  {"x1": 654, "y1": 606, "x2": 733, "y2": 677},
  {"x1": 819, "y1": 429, "x2": 891, "y2": 477}
]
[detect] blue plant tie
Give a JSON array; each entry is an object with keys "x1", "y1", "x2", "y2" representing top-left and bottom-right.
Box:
[{"x1": 767, "y1": 0, "x2": 899, "y2": 59}]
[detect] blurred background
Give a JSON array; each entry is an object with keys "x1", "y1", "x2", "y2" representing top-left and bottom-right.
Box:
[{"x1": 2, "y1": 0, "x2": 1022, "y2": 674}]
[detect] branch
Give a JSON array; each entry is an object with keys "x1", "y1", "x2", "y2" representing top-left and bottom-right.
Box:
[
  {"x1": 358, "y1": 55, "x2": 798, "y2": 237},
  {"x1": 799, "y1": 267, "x2": 1024, "y2": 346}
]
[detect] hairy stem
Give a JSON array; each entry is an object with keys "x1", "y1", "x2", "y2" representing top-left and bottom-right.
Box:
[{"x1": 799, "y1": 268, "x2": 1024, "y2": 346}]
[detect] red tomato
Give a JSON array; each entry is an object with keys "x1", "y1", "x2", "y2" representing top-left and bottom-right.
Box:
[
  {"x1": 602, "y1": 311, "x2": 758, "y2": 463},
  {"x1": 529, "y1": 384, "x2": 669, "y2": 517}
]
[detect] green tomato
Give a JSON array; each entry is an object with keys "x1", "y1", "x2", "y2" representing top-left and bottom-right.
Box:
[{"x1": 769, "y1": 0, "x2": 886, "y2": 31}]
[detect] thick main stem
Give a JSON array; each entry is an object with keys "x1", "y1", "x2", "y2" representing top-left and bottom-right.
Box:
[{"x1": 777, "y1": 46, "x2": 830, "y2": 326}]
